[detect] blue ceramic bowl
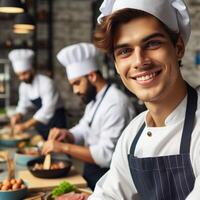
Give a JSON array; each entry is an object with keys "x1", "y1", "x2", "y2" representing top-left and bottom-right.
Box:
[
  {"x1": 0, "y1": 185, "x2": 28, "y2": 200},
  {"x1": 15, "y1": 147, "x2": 40, "y2": 166},
  {"x1": 0, "y1": 134, "x2": 30, "y2": 147}
]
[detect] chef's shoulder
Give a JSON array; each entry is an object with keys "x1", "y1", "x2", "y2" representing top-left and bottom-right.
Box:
[
  {"x1": 114, "y1": 110, "x2": 147, "y2": 155},
  {"x1": 106, "y1": 84, "x2": 132, "y2": 105},
  {"x1": 36, "y1": 73, "x2": 54, "y2": 84}
]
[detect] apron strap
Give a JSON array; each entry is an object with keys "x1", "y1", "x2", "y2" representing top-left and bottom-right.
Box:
[
  {"x1": 130, "y1": 122, "x2": 145, "y2": 154},
  {"x1": 88, "y1": 83, "x2": 111, "y2": 127},
  {"x1": 180, "y1": 84, "x2": 197, "y2": 154}
]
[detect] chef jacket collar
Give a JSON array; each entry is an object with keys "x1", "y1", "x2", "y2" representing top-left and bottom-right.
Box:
[
  {"x1": 144, "y1": 94, "x2": 187, "y2": 127},
  {"x1": 95, "y1": 83, "x2": 109, "y2": 102}
]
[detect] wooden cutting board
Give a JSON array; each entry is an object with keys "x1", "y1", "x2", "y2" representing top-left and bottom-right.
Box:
[{"x1": 18, "y1": 167, "x2": 87, "y2": 190}]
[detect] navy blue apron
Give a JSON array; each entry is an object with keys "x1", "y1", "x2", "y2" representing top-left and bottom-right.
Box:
[
  {"x1": 83, "y1": 84, "x2": 111, "y2": 190},
  {"x1": 31, "y1": 97, "x2": 67, "y2": 140},
  {"x1": 128, "y1": 84, "x2": 197, "y2": 200}
]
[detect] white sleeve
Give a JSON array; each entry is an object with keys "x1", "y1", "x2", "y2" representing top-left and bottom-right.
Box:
[
  {"x1": 89, "y1": 104, "x2": 133, "y2": 168},
  {"x1": 186, "y1": 176, "x2": 200, "y2": 199},
  {"x1": 88, "y1": 128, "x2": 138, "y2": 199},
  {"x1": 16, "y1": 84, "x2": 34, "y2": 115},
  {"x1": 186, "y1": 129, "x2": 200, "y2": 199},
  {"x1": 33, "y1": 78, "x2": 60, "y2": 124},
  {"x1": 69, "y1": 117, "x2": 87, "y2": 145}
]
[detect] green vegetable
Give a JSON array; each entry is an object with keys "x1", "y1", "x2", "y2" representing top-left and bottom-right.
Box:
[{"x1": 51, "y1": 181, "x2": 77, "y2": 198}]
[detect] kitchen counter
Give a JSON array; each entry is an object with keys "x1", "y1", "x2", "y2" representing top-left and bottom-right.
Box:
[{"x1": 0, "y1": 146, "x2": 90, "y2": 199}]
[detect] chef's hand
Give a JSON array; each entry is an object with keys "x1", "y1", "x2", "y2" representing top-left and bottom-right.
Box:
[
  {"x1": 42, "y1": 140, "x2": 63, "y2": 155},
  {"x1": 48, "y1": 128, "x2": 74, "y2": 143},
  {"x1": 10, "y1": 114, "x2": 22, "y2": 126},
  {"x1": 13, "y1": 123, "x2": 27, "y2": 134}
]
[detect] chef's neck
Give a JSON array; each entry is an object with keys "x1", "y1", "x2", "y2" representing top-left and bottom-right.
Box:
[
  {"x1": 95, "y1": 78, "x2": 107, "y2": 93},
  {"x1": 145, "y1": 82, "x2": 187, "y2": 127}
]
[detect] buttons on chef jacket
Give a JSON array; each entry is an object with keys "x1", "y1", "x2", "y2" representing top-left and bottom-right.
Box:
[{"x1": 147, "y1": 131, "x2": 152, "y2": 137}]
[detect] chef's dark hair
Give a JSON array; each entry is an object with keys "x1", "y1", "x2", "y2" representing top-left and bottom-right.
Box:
[{"x1": 93, "y1": 8, "x2": 182, "y2": 67}]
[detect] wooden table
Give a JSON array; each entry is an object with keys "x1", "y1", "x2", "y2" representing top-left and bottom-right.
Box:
[{"x1": 18, "y1": 166, "x2": 87, "y2": 190}]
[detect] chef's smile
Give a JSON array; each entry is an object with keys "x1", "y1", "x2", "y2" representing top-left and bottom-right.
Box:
[{"x1": 130, "y1": 68, "x2": 162, "y2": 86}]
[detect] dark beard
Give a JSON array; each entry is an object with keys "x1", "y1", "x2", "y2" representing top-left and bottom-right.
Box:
[
  {"x1": 23, "y1": 74, "x2": 34, "y2": 84},
  {"x1": 81, "y1": 82, "x2": 97, "y2": 104}
]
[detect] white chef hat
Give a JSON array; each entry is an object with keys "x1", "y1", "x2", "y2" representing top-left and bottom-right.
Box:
[
  {"x1": 8, "y1": 49, "x2": 34, "y2": 73},
  {"x1": 97, "y1": 0, "x2": 191, "y2": 45},
  {"x1": 57, "y1": 43, "x2": 99, "y2": 80}
]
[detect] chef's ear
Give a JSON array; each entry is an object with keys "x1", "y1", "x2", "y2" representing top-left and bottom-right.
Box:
[
  {"x1": 87, "y1": 71, "x2": 97, "y2": 83},
  {"x1": 175, "y1": 36, "x2": 185, "y2": 59}
]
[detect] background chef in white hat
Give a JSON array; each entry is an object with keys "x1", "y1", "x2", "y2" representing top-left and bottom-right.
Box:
[
  {"x1": 8, "y1": 49, "x2": 67, "y2": 140},
  {"x1": 88, "y1": 0, "x2": 200, "y2": 199},
  {"x1": 42, "y1": 42, "x2": 135, "y2": 190}
]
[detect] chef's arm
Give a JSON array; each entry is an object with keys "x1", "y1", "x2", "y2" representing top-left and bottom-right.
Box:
[
  {"x1": 10, "y1": 113, "x2": 23, "y2": 126},
  {"x1": 186, "y1": 176, "x2": 200, "y2": 199},
  {"x1": 88, "y1": 127, "x2": 138, "y2": 200},
  {"x1": 16, "y1": 84, "x2": 34, "y2": 118},
  {"x1": 61, "y1": 143, "x2": 95, "y2": 164},
  {"x1": 23, "y1": 118, "x2": 39, "y2": 129},
  {"x1": 186, "y1": 132, "x2": 200, "y2": 199},
  {"x1": 13, "y1": 118, "x2": 39, "y2": 134},
  {"x1": 42, "y1": 140, "x2": 95, "y2": 164}
]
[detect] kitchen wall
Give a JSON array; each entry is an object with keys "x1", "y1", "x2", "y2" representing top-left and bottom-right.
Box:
[
  {"x1": 52, "y1": 0, "x2": 93, "y2": 126},
  {"x1": 182, "y1": 3, "x2": 200, "y2": 87}
]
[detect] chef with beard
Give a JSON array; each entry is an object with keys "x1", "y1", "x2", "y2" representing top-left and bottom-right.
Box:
[
  {"x1": 8, "y1": 49, "x2": 67, "y2": 140},
  {"x1": 42, "y1": 42, "x2": 135, "y2": 190}
]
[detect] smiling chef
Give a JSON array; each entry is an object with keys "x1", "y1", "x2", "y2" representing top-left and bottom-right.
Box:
[
  {"x1": 8, "y1": 49, "x2": 67, "y2": 140},
  {"x1": 88, "y1": 0, "x2": 200, "y2": 199}
]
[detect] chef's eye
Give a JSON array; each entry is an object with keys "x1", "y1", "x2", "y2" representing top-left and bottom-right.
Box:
[
  {"x1": 73, "y1": 80, "x2": 80, "y2": 86},
  {"x1": 116, "y1": 48, "x2": 132, "y2": 58},
  {"x1": 145, "y1": 40, "x2": 162, "y2": 49}
]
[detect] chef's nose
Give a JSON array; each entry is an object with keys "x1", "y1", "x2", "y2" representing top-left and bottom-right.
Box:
[
  {"x1": 73, "y1": 86, "x2": 79, "y2": 95},
  {"x1": 133, "y1": 47, "x2": 149, "y2": 69}
]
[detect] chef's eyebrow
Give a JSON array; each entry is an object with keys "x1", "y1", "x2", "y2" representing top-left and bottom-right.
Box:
[
  {"x1": 114, "y1": 32, "x2": 165, "y2": 51},
  {"x1": 72, "y1": 80, "x2": 80, "y2": 85}
]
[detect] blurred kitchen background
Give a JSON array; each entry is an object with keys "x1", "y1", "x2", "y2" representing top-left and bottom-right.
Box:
[{"x1": 0, "y1": 0, "x2": 200, "y2": 127}]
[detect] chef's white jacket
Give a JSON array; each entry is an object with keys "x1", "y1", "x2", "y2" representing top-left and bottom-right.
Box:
[
  {"x1": 16, "y1": 74, "x2": 63, "y2": 125},
  {"x1": 70, "y1": 84, "x2": 135, "y2": 168},
  {"x1": 89, "y1": 90, "x2": 200, "y2": 200}
]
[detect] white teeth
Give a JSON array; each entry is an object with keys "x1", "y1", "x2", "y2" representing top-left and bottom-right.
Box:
[{"x1": 136, "y1": 72, "x2": 156, "y2": 81}]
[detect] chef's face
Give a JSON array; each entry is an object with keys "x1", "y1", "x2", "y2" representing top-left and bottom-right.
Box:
[
  {"x1": 17, "y1": 70, "x2": 34, "y2": 84},
  {"x1": 69, "y1": 76, "x2": 97, "y2": 104},
  {"x1": 113, "y1": 15, "x2": 185, "y2": 104}
]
